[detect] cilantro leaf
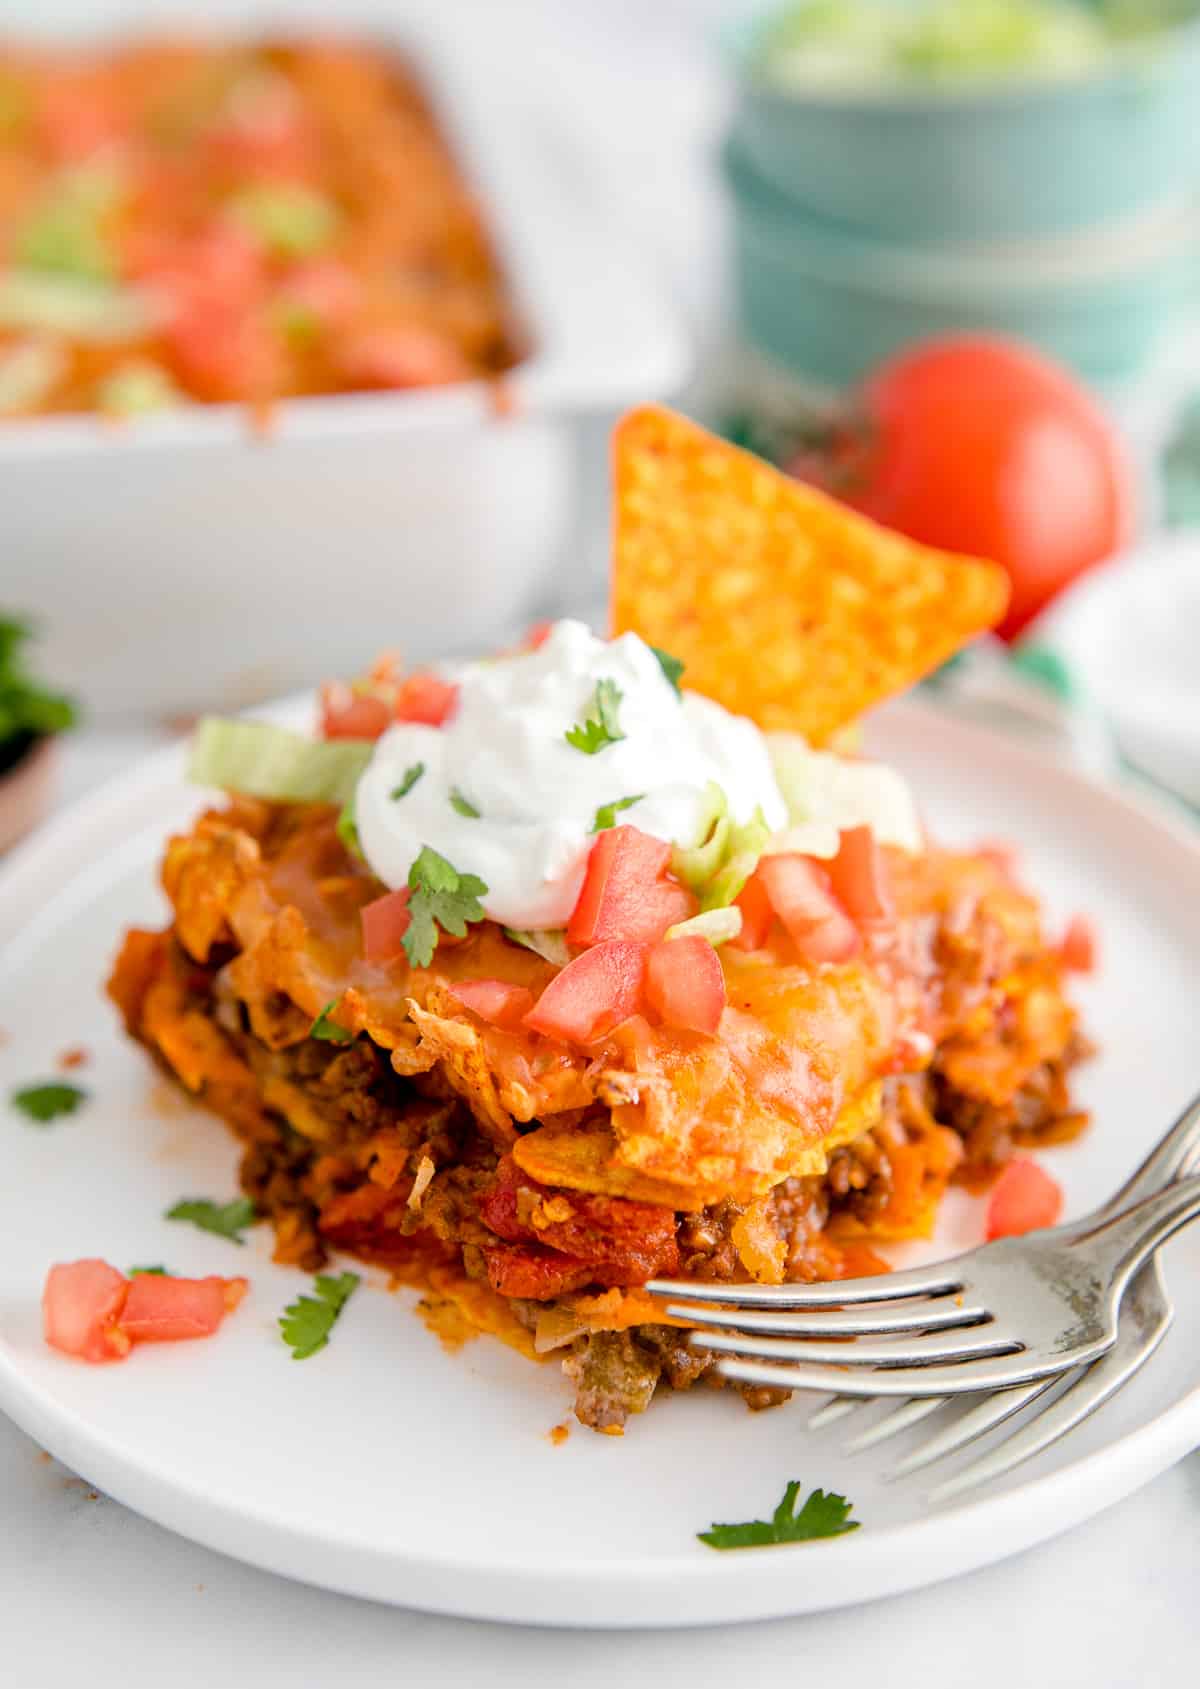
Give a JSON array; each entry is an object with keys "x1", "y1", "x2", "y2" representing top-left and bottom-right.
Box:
[
  {"x1": 309, "y1": 999, "x2": 356, "y2": 1044},
  {"x1": 402, "y1": 846, "x2": 488, "y2": 968},
  {"x1": 449, "y1": 787, "x2": 481, "y2": 819},
  {"x1": 650, "y1": 645, "x2": 685, "y2": 696},
  {"x1": 279, "y1": 1270, "x2": 361, "y2": 1359},
  {"x1": 336, "y1": 795, "x2": 363, "y2": 859},
  {"x1": 590, "y1": 794, "x2": 643, "y2": 833},
  {"x1": 698, "y1": 1480, "x2": 860, "y2": 1551},
  {"x1": 390, "y1": 762, "x2": 425, "y2": 801},
  {"x1": 129, "y1": 1265, "x2": 168, "y2": 1276},
  {"x1": 11, "y1": 1081, "x2": 88, "y2": 1123},
  {"x1": 565, "y1": 678, "x2": 625, "y2": 755},
  {"x1": 166, "y1": 1196, "x2": 260, "y2": 1245}
]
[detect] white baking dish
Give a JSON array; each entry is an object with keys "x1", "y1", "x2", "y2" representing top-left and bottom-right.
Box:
[{"x1": 1, "y1": 6, "x2": 689, "y2": 717}]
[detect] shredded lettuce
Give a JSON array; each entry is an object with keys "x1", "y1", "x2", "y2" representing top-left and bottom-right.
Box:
[
  {"x1": 0, "y1": 271, "x2": 152, "y2": 341},
  {"x1": 700, "y1": 808, "x2": 772, "y2": 912},
  {"x1": 670, "y1": 782, "x2": 732, "y2": 894},
  {"x1": 230, "y1": 184, "x2": 338, "y2": 258},
  {"x1": 503, "y1": 927, "x2": 572, "y2": 967},
  {"x1": 758, "y1": 0, "x2": 1121, "y2": 89},
  {"x1": 665, "y1": 907, "x2": 743, "y2": 946},
  {"x1": 0, "y1": 338, "x2": 65, "y2": 414},
  {"x1": 768, "y1": 732, "x2": 923, "y2": 857},
  {"x1": 188, "y1": 717, "x2": 372, "y2": 806},
  {"x1": 96, "y1": 359, "x2": 180, "y2": 417},
  {"x1": 669, "y1": 782, "x2": 770, "y2": 911}
]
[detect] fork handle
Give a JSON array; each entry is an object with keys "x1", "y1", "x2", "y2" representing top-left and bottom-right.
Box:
[
  {"x1": 1104, "y1": 1089, "x2": 1200, "y2": 1212},
  {"x1": 1081, "y1": 1171, "x2": 1200, "y2": 1298}
]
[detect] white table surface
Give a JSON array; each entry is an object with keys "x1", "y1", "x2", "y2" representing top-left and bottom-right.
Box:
[{"x1": 5, "y1": 1, "x2": 1199, "y2": 1678}]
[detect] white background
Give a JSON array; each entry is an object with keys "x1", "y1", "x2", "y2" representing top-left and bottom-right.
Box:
[{"x1": 4, "y1": 1, "x2": 1199, "y2": 1680}]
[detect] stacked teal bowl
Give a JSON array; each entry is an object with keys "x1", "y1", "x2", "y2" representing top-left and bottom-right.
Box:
[{"x1": 724, "y1": 0, "x2": 1200, "y2": 387}]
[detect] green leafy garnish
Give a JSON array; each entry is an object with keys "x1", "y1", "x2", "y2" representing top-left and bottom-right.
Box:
[
  {"x1": 187, "y1": 717, "x2": 370, "y2": 807},
  {"x1": 503, "y1": 927, "x2": 572, "y2": 967},
  {"x1": 279, "y1": 1271, "x2": 361, "y2": 1360},
  {"x1": 129, "y1": 1265, "x2": 168, "y2": 1276},
  {"x1": 671, "y1": 783, "x2": 732, "y2": 894},
  {"x1": 310, "y1": 999, "x2": 356, "y2": 1044},
  {"x1": 0, "y1": 618, "x2": 77, "y2": 754},
  {"x1": 702, "y1": 807, "x2": 771, "y2": 911},
  {"x1": 10, "y1": 1080, "x2": 87, "y2": 1123},
  {"x1": 698, "y1": 1480, "x2": 860, "y2": 1550},
  {"x1": 650, "y1": 645, "x2": 685, "y2": 696},
  {"x1": 96, "y1": 359, "x2": 179, "y2": 417},
  {"x1": 565, "y1": 679, "x2": 625, "y2": 755},
  {"x1": 449, "y1": 787, "x2": 481, "y2": 819},
  {"x1": 402, "y1": 846, "x2": 488, "y2": 968},
  {"x1": 335, "y1": 796, "x2": 362, "y2": 860},
  {"x1": 391, "y1": 762, "x2": 425, "y2": 801},
  {"x1": 166, "y1": 1196, "x2": 259, "y2": 1245},
  {"x1": 230, "y1": 183, "x2": 338, "y2": 259},
  {"x1": 590, "y1": 794, "x2": 643, "y2": 833}
]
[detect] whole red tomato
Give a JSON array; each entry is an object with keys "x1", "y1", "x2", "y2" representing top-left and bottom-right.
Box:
[{"x1": 786, "y1": 336, "x2": 1133, "y2": 640}]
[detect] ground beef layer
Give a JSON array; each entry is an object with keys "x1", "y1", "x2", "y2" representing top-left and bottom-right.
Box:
[{"x1": 109, "y1": 918, "x2": 1089, "y2": 1431}]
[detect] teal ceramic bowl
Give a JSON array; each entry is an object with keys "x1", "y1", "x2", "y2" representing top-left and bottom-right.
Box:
[
  {"x1": 728, "y1": 3, "x2": 1200, "y2": 244},
  {"x1": 724, "y1": 137, "x2": 1200, "y2": 388}
]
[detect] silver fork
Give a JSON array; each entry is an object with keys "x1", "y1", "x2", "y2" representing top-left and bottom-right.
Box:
[
  {"x1": 649, "y1": 1130, "x2": 1200, "y2": 1401},
  {"x1": 807, "y1": 1091, "x2": 1200, "y2": 1493}
]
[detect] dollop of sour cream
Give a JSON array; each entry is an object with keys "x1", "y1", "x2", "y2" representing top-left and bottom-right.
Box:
[{"x1": 355, "y1": 619, "x2": 788, "y2": 929}]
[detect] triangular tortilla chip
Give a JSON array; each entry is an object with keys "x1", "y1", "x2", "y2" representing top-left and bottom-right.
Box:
[{"x1": 611, "y1": 406, "x2": 1009, "y2": 744}]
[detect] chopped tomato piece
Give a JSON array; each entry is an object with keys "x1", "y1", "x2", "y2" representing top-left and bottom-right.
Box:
[
  {"x1": 729, "y1": 868, "x2": 774, "y2": 951},
  {"x1": 827, "y1": 826, "x2": 894, "y2": 923},
  {"x1": 985, "y1": 1158, "x2": 1064, "y2": 1241},
  {"x1": 483, "y1": 1244, "x2": 594, "y2": 1300},
  {"x1": 1060, "y1": 914, "x2": 1098, "y2": 974},
  {"x1": 645, "y1": 935, "x2": 726, "y2": 1034},
  {"x1": 361, "y1": 888, "x2": 411, "y2": 963},
  {"x1": 42, "y1": 1260, "x2": 130, "y2": 1363},
  {"x1": 119, "y1": 1275, "x2": 247, "y2": 1342},
  {"x1": 524, "y1": 620, "x2": 554, "y2": 650},
  {"x1": 394, "y1": 673, "x2": 459, "y2": 726},
  {"x1": 449, "y1": 978, "x2": 536, "y2": 1029},
  {"x1": 566, "y1": 825, "x2": 695, "y2": 947},
  {"x1": 321, "y1": 689, "x2": 393, "y2": 740},
  {"x1": 164, "y1": 300, "x2": 280, "y2": 404},
  {"x1": 338, "y1": 328, "x2": 471, "y2": 390},
  {"x1": 523, "y1": 940, "x2": 648, "y2": 1044},
  {"x1": 277, "y1": 258, "x2": 361, "y2": 329},
  {"x1": 757, "y1": 853, "x2": 861, "y2": 964}
]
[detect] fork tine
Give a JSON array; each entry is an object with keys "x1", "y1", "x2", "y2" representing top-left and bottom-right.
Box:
[
  {"x1": 663, "y1": 1300, "x2": 990, "y2": 1338},
  {"x1": 646, "y1": 1260, "x2": 965, "y2": 1309},
  {"x1": 843, "y1": 1396, "x2": 946, "y2": 1452},
  {"x1": 886, "y1": 1378, "x2": 1056, "y2": 1478},
  {"x1": 927, "y1": 1262, "x2": 1174, "y2": 1503},
  {"x1": 712, "y1": 1336, "x2": 1107, "y2": 1396},
  {"x1": 692, "y1": 1324, "x2": 1014, "y2": 1368},
  {"x1": 807, "y1": 1397, "x2": 866, "y2": 1430}
]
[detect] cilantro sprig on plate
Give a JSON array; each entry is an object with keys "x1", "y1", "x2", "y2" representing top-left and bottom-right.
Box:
[
  {"x1": 565, "y1": 678, "x2": 624, "y2": 755},
  {"x1": 698, "y1": 1480, "x2": 860, "y2": 1550},
  {"x1": 10, "y1": 1080, "x2": 88, "y2": 1123},
  {"x1": 402, "y1": 846, "x2": 487, "y2": 968},
  {"x1": 279, "y1": 1271, "x2": 361, "y2": 1359},
  {"x1": 166, "y1": 1196, "x2": 260, "y2": 1245}
]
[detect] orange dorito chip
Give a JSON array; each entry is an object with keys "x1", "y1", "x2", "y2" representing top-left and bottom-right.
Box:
[{"x1": 611, "y1": 406, "x2": 1010, "y2": 744}]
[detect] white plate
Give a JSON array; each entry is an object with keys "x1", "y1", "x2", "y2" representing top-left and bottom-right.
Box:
[{"x1": 0, "y1": 699, "x2": 1198, "y2": 1628}]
